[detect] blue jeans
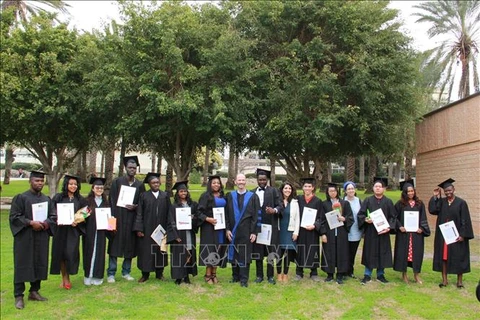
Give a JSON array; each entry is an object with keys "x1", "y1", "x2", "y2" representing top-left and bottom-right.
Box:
[
  {"x1": 364, "y1": 267, "x2": 384, "y2": 277},
  {"x1": 107, "y1": 256, "x2": 132, "y2": 277}
]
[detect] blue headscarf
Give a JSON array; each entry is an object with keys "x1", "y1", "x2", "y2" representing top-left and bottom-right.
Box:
[{"x1": 343, "y1": 181, "x2": 356, "y2": 191}]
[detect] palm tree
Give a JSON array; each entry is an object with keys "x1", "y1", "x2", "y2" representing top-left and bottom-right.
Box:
[
  {"x1": 1, "y1": 0, "x2": 69, "y2": 23},
  {"x1": 414, "y1": 0, "x2": 480, "y2": 103}
]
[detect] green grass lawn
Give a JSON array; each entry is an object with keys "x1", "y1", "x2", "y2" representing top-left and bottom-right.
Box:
[{"x1": 1, "y1": 181, "x2": 479, "y2": 319}]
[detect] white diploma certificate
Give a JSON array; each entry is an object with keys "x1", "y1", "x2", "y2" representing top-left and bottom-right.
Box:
[
  {"x1": 116, "y1": 185, "x2": 136, "y2": 208},
  {"x1": 32, "y1": 201, "x2": 48, "y2": 221},
  {"x1": 439, "y1": 221, "x2": 459, "y2": 245},
  {"x1": 151, "y1": 223, "x2": 166, "y2": 247},
  {"x1": 301, "y1": 207, "x2": 317, "y2": 228},
  {"x1": 256, "y1": 224, "x2": 272, "y2": 245},
  {"x1": 176, "y1": 207, "x2": 192, "y2": 230},
  {"x1": 403, "y1": 211, "x2": 419, "y2": 232},
  {"x1": 213, "y1": 207, "x2": 226, "y2": 230},
  {"x1": 95, "y1": 208, "x2": 112, "y2": 230},
  {"x1": 370, "y1": 208, "x2": 389, "y2": 233},
  {"x1": 57, "y1": 203, "x2": 74, "y2": 225},
  {"x1": 326, "y1": 210, "x2": 344, "y2": 230}
]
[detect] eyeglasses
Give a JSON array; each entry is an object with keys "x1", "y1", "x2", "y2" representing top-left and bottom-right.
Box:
[{"x1": 93, "y1": 186, "x2": 104, "y2": 190}]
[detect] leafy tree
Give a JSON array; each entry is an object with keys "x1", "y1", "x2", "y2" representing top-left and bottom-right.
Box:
[
  {"x1": 0, "y1": 0, "x2": 69, "y2": 23},
  {"x1": 414, "y1": 0, "x2": 480, "y2": 102},
  {"x1": 1, "y1": 13, "x2": 100, "y2": 195}
]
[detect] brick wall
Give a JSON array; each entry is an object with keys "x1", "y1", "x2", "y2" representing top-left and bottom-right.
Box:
[{"x1": 415, "y1": 93, "x2": 480, "y2": 235}]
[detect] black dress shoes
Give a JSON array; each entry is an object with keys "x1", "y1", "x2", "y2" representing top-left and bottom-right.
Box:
[
  {"x1": 15, "y1": 296, "x2": 24, "y2": 309},
  {"x1": 28, "y1": 291, "x2": 47, "y2": 301}
]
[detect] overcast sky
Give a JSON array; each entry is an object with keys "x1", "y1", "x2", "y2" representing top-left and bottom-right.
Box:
[{"x1": 60, "y1": 1, "x2": 442, "y2": 52}]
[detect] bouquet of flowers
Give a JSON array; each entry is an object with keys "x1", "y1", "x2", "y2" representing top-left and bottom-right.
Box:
[{"x1": 74, "y1": 206, "x2": 91, "y2": 224}]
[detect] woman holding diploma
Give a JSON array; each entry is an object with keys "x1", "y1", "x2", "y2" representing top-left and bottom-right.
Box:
[
  {"x1": 428, "y1": 178, "x2": 474, "y2": 289},
  {"x1": 50, "y1": 174, "x2": 88, "y2": 290},
  {"x1": 197, "y1": 175, "x2": 228, "y2": 284},
  {"x1": 83, "y1": 177, "x2": 109, "y2": 286},
  {"x1": 276, "y1": 182, "x2": 299, "y2": 282},
  {"x1": 320, "y1": 183, "x2": 353, "y2": 284},
  {"x1": 167, "y1": 181, "x2": 198, "y2": 285},
  {"x1": 133, "y1": 173, "x2": 171, "y2": 283},
  {"x1": 295, "y1": 178, "x2": 323, "y2": 281},
  {"x1": 393, "y1": 180, "x2": 430, "y2": 284}
]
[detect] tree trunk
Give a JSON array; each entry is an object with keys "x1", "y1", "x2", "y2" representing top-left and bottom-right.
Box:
[
  {"x1": 345, "y1": 155, "x2": 355, "y2": 182},
  {"x1": 404, "y1": 125, "x2": 415, "y2": 180},
  {"x1": 387, "y1": 162, "x2": 394, "y2": 188},
  {"x1": 359, "y1": 156, "x2": 365, "y2": 189},
  {"x1": 100, "y1": 151, "x2": 105, "y2": 176},
  {"x1": 165, "y1": 163, "x2": 173, "y2": 197},
  {"x1": 104, "y1": 145, "x2": 115, "y2": 197},
  {"x1": 88, "y1": 149, "x2": 97, "y2": 177},
  {"x1": 80, "y1": 150, "x2": 87, "y2": 182},
  {"x1": 156, "y1": 153, "x2": 162, "y2": 175},
  {"x1": 3, "y1": 144, "x2": 14, "y2": 184},
  {"x1": 365, "y1": 154, "x2": 377, "y2": 193},
  {"x1": 202, "y1": 148, "x2": 210, "y2": 187},
  {"x1": 118, "y1": 139, "x2": 126, "y2": 176},
  {"x1": 269, "y1": 155, "x2": 277, "y2": 187},
  {"x1": 151, "y1": 152, "x2": 156, "y2": 172},
  {"x1": 394, "y1": 160, "x2": 402, "y2": 190},
  {"x1": 226, "y1": 146, "x2": 235, "y2": 189}
]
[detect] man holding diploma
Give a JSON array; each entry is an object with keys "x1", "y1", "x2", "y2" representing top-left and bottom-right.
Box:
[
  {"x1": 9, "y1": 171, "x2": 56, "y2": 309},
  {"x1": 358, "y1": 177, "x2": 396, "y2": 284},
  {"x1": 107, "y1": 156, "x2": 146, "y2": 283},
  {"x1": 428, "y1": 178, "x2": 474, "y2": 289},
  {"x1": 295, "y1": 177, "x2": 323, "y2": 282}
]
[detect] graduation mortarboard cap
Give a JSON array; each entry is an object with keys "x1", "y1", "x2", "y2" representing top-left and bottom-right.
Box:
[
  {"x1": 89, "y1": 176, "x2": 106, "y2": 185},
  {"x1": 30, "y1": 170, "x2": 46, "y2": 179},
  {"x1": 438, "y1": 178, "x2": 455, "y2": 189},
  {"x1": 208, "y1": 175, "x2": 221, "y2": 181},
  {"x1": 64, "y1": 174, "x2": 80, "y2": 182},
  {"x1": 301, "y1": 177, "x2": 316, "y2": 186},
  {"x1": 123, "y1": 155, "x2": 139, "y2": 168},
  {"x1": 143, "y1": 172, "x2": 160, "y2": 184},
  {"x1": 399, "y1": 179, "x2": 414, "y2": 191},
  {"x1": 373, "y1": 177, "x2": 388, "y2": 187},
  {"x1": 255, "y1": 168, "x2": 271, "y2": 179},
  {"x1": 172, "y1": 180, "x2": 189, "y2": 191}
]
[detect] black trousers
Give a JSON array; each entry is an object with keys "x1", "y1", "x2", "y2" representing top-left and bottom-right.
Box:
[
  {"x1": 232, "y1": 263, "x2": 250, "y2": 284},
  {"x1": 141, "y1": 267, "x2": 164, "y2": 280},
  {"x1": 255, "y1": 259, "x2": 274, "y2": 279},
  {"x1": 14, "y1": 280, "x2": 41, "y2": 297},
  {"x1": 347, "y1": 240, "x2": 361, "y2": 275}
]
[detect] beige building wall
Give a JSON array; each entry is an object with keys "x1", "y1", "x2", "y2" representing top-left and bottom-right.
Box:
[{"x1": 416, "y1": 92, "x2": 480, "y2": 235}]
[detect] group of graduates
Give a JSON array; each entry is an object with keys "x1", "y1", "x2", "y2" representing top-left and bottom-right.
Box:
[{"x1": 9, "y1": 155, "x2": 476, "y2": 310}]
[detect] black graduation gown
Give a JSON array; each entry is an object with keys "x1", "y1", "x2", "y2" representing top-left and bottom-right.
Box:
[
  {"x1": 50, "y1": 194, "x2": 88, "y2": 275},
  {"x1": 251, "y1": 186, "x2": 283, "y2": 259},
  {"x1": 133, "y1": 190, "x2": 170, "y2": 272},
  {"x1": 320, "y1": 199, "x2": 354, "y2": 274},
  {"x1": 108, "y1": 176, "x2": 146, "y2": 258},
  {"x1": 358, "y1": 196, "x2": 396, "y2": 269},
  {"x1": 225, "y1": 191, "x2": 259, "y2": 265},
  {"x1": 167, "y1": 202, "x2": 198, "y2": 279},
  {"x1": 393, "y1": 201, "x2": 430, "y2": 273},
  {"x1": 428, "y1": 196, "x2": 474, "y2": 274},
  {"x1": 10, "y1": 190, "x2": 56, "y2": 283},
  {"x1": 197, "y1": 192, "x2": 228, "y2": 267},
  {"x1": 296, "y1": 196, "x2": 323, "y2": 268},
  {"x1": 83, "y1": 196, "x2": 109, "y2": 279}
]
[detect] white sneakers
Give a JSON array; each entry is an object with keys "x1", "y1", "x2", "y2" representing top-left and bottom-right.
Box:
[
  {"x1": 122, "y1": 274, "x2": 135, "y2": 281},
  {"x1": 107, "y1": 276, "x2": 115, "y2": 283},
  {"x1": 85, "y1": 277, "x2": 104, "y2": 286}
]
